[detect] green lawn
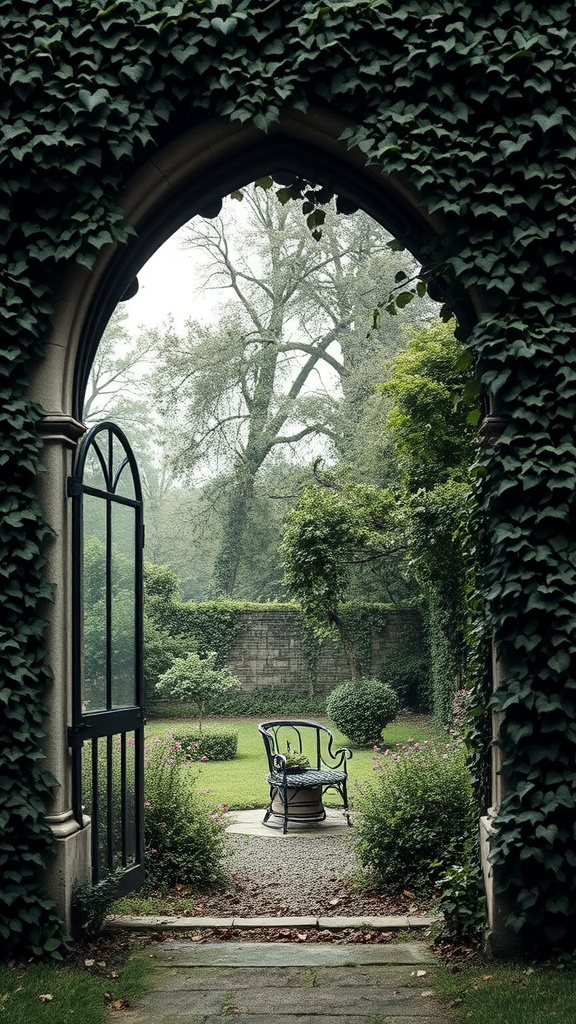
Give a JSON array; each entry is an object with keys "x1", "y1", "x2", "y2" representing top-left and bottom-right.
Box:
[
  {"x1": 434, "y1": 963, "x2": 576, "y2": 1024},
  {"x1": 145, "y1": 713, "x2": 439, "y2": 810},
  {"x1": 0, "y1": 955, "x2": 150, "y2": 1024}
]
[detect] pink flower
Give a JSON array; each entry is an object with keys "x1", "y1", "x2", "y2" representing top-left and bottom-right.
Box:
[
  {"x1": 159, "y1": 822, "x2": 166, "y2": 828},
  {"x1": 144, "y1": 800, "x2": 151, "y2": 809},
  {"x1": 200, "y1": 755, "x2": 209, "y2": 763}
]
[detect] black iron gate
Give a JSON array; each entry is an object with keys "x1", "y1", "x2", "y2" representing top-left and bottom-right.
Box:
[{"x1": 68, "y1": 422, "x2": 145, "y2": 895}]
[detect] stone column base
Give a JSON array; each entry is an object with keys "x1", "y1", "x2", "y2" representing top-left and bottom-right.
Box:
[
  {"x1": 43, "y1": 816, "x2": 91, "y2": 934},
  {"x1": 480, "y1": 813, "x2": 527, "y2": 958}
]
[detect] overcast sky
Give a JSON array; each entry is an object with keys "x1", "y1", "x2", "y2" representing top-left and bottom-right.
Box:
[{"x1": 122, "y1": 222, "x2": 216, "y2": 335}]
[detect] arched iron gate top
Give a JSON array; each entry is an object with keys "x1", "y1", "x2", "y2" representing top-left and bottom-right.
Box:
[{"x1": 68, "y1": 420, "x2": 143, "y2": 505}]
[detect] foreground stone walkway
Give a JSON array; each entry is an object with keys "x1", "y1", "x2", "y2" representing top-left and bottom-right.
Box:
[{"x1": 120, "y1": 940, "x2": 451, "y2": 1023}]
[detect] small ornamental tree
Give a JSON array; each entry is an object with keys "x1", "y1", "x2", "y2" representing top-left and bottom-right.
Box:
[{"x1": 156, "y1": 651, "x2": 241, "y2": 730}]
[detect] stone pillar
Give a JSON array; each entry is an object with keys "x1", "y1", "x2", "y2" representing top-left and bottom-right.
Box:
[
  {"x1": 478, "y1": 411, "x2": 526, "y2": 956},
  {"x1": 36, "y1": 413, "x2": 92, "y2": 931}
]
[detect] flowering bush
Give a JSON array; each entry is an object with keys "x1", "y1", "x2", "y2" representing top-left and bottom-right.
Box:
[
  {"x1": 326, "y1": 678, "x2": 399, "y2": 745},
  {"x1": 144, "y1": 736, "x2": 227, "y2": 892},
  {"x1": 355, "y1": 738, "x2": 475, "y2": 896}
]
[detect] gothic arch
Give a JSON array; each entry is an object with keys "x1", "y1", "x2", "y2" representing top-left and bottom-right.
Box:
[{"x1": 33, "y1": 107, "x2": 491, "y2": 934}]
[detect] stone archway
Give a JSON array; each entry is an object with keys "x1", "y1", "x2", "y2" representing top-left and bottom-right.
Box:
[{"x1": 29, "y1": 109, "x2": 491, "y2": 933}]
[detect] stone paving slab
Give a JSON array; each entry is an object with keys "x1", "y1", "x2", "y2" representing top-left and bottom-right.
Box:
[
  {"x1": 122, "y1": 1017, "x2": 446, "y2": 1024},
  {"x1": 316, "y1": 916, "x2": 411, "y2": 929},
  {"x1": 111, "y1": 914, "x2": 435, "y2": 931},
  {"x1": 143, "y1": 965, "x2": 424, "y2": 991},
  {"x1": 137, "y1": 986, "x2": 441, "y2": 1017},
  {"x1": 232, "y1": 916, "x2": 318, "y2": 928},
  {"x1": 118, "y1": 942, "x2": 448, "y2": 1024},
  {"x1": 155, "y1": 941, "x2": 435, "y2": 967},
  {"x1": 225, "y1": 808, "x2": 352, "y2": 837}
]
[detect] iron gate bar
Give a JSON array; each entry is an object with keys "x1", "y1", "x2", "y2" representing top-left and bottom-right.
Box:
[
  {"x1": 120, "y1": 732, "x2": 127, "y2": 866},
  {"x1": 91, "y1": 737, "x2": 100, "y2": 883}
]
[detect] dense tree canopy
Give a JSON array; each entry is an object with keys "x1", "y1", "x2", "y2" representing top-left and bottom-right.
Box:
[{"x1": 149, "y1": 183, "x2": 429, "y2": 596}]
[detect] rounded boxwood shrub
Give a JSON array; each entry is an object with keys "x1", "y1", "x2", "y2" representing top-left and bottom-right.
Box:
[
  {"x1": 355, "y1": 739, "x2": 475, "y2": 897},
  {"x1": 326, "y1": 678, "x2": 400, "y2": 746},
  {"x1": 172, "y1": 727, "x2": 238, "y2": 762}
]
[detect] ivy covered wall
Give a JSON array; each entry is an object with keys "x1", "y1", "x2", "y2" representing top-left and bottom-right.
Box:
[{"x1": 1, "y1": 0, "x2": 576, "y2": 954}]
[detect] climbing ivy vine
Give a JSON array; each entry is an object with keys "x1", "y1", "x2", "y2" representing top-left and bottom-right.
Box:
[{"x1": 1, "y1": 0, "x2": 576, "y2": 953}]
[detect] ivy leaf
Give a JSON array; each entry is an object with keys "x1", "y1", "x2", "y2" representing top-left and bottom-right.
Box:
[
  {"x1": 211, "y1": 16, "x2": 238, "y2": 34},
  {"x1": 78, "y1": 88, "x2": 110, "y2": 112}
]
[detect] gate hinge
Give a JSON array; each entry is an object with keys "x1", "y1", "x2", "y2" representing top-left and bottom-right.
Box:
[
  {"x1": 67, "y1": 723, "x2": 87, "y2": 747},
  {"x1": 67, "y1": 476, "x2": 81, "y2": 497}
]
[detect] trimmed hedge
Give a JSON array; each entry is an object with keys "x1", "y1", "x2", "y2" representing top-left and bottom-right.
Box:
[{"x1": 172, "y1": 728, "x2": 239, "y2": 762}]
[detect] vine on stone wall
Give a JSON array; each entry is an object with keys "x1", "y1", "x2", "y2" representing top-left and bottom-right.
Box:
[{"x1": 1, "y1": 0, "x2": 576, "y2": 952}]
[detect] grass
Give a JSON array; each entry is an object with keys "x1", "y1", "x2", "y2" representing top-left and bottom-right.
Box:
[
  {"x1": 145, "y1": 713, "x2": 440, "y2": 811},
  {"x1": 0, "y1": 953, "x2": 150, "y2": 1024},
  {"x1": 433, "y1": 962, "x2": 576, "y2": 1024}
]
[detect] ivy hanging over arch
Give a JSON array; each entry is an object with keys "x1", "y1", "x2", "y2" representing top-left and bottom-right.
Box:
[{"x1": 1, "y1": 0, "x2": 576, "y2": 954}]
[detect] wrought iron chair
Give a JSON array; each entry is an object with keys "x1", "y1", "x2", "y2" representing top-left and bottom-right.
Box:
[{"x1": 259, "y1": 719, "x2": 353, "y2": 834}]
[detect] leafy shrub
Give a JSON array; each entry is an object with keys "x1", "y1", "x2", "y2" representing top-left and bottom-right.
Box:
[
  {"x1": 172, "y1": 727, "x2": 238, "y2": 761},
  {"x1": 326, "y1": 678, "x2": 399, "y2": 745},
  {"x1": 433, "y1": 845, "x2": 487, "y2": 945},
  {"x1": 380, "y1": 656, "x2": 431, "y2": 712},
  {"x1": 355, "y1": 739, "x2": 475, "y2": 896},
  {"x1": 71, "y1": 868, "x2": 124, "y2": 940},
  {"x1": 156, "y1": 651, "x2": 241, "y2": 729},
  {"x1": 143, "y1": 617, "x2": 192, "y2": 704},
  {"x1": 205, "y1": 686, "x2": 327, "y2": 717},
  {"x1": 144, "y1": 736, "x2": 227, "y2": 892}
]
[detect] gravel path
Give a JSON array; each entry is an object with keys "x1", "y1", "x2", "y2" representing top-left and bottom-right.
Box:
[{"x1": 186, "y1": 831, "x2": 430, "y2": 919}]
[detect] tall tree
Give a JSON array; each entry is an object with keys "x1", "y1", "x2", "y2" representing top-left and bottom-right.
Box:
[
  {"x1": 152, "y1": 184, "x2": 428, "y2": 596},
  {"x1": 83, "y1": 305, "x2": 155, "y2": 422}
]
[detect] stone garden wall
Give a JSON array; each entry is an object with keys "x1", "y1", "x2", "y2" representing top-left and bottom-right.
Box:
[{"x1": 225, "y1": 608, "x2": 425, "y2": 695}]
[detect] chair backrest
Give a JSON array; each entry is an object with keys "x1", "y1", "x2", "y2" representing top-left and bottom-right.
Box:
[{"x1": 258, "y1": 719, "x2": 338, "y2": 772}]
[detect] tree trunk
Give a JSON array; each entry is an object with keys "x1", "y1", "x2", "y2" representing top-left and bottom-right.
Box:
[{"x1": 330, "y1": 610, "x2": 363, "y2": 680}]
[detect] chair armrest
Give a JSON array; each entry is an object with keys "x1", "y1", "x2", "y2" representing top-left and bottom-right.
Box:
[
  {"x1": 272, "y1": 753, "x2": 288, "y2": 773},
  {"x1": 322, "y1": 745, "x2": 353, "y2": 771}
]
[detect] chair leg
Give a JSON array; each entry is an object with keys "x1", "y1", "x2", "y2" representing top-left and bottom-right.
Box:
[
  {"x1": 282, "y1": 784, "x2": 288, "y2": 834},
  {"x1": 342, "y1": 780, "x2": 352, "y2": 827},
  {"x1": 262, "y1": 783, "x2": 275, "y2": 825}
]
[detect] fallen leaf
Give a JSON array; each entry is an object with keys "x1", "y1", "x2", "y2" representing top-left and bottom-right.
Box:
[
  {"x1": 482, "y1": 975, "x2": 493, "y2": 981},
  {"x1": 38, "y1": 994, "x2": 53, "y2": 1003},
  {"x1": 450, "y1": 998, "x2": 463, "y2": 1007},
  {"x1": 84, "y1": 959, "x2": 95, "y2": 967},
  {"x1": 328, "y1": 897, "x2": 341, "y2": 906},
  {"x1": 421, "y1": 990, "x2": 435, "y2": 998},
  {"x1": 416, "y1": 970, "x2": 427, "y2": 977},
  {"x1": 111, "y1": 999, "x2": 129, "y2": 1010}
]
